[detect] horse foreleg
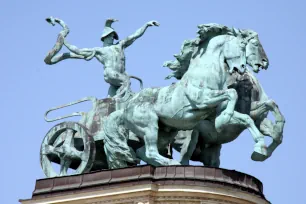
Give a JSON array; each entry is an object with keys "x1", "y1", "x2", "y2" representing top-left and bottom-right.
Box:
[
  {"x1": 216, "y1": 111, "x2": 267, "y2": 161},
  {"x1": 207, "y1": 89, "x2": 267, "y2": 161},
  {"x1": 250, "y1": 101, "x2": 269, "y2": 119},
  {"x1": 251, "y1": 99, "x2": 285, "y2": 158},
  {"x1": 259, "y1": 118, "x2": 282, "y2": 157},
  {"x1": 259, "y1": 101, "x2": 285, "y2": 156}
]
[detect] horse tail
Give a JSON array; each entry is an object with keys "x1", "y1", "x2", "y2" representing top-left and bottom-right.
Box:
[
  {"x1": 44, "y1": 17, "x2": 70, "y2": 65},
  {"x1": 103, "y1": 110, "x2": 137, "y2": 169}
]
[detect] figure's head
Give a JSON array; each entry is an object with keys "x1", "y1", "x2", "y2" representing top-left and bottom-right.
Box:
[
  {"x1": 245, "y1": 30, "x2": 269, "y2": 73},
  {"x1": 101, "y1": 18, "x2": 119, "y2": 44}
]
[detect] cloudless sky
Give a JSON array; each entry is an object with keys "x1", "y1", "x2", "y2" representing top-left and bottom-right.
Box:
[{"x1": 1, "y1": 0, "x2": 305, "y2": 203}]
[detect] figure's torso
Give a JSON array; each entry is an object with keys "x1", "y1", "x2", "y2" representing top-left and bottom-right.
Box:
[{"x1": 95, "y1": 44, "x2": 126, "y2": 73}]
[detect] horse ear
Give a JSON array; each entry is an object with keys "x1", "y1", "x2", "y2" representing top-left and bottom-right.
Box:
[
  {"x1": 240, "y1": 29, "x2": 250, "y2": 38},
  {"x1": 231, "y1": 27, "x2": 239, "y2": 36}
]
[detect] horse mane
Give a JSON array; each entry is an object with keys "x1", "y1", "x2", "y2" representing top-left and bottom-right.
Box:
[{"x1": 163, "y1": 23, "x2": 236, "y2": 80}]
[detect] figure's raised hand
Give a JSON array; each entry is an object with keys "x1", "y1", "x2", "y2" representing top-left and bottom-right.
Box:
[
  {"x1": 46, "y1": 16, "x2": 56, "y2": 26},
  {"x1": 147, "y1": 21, "x2": 160, "y2": 27}
]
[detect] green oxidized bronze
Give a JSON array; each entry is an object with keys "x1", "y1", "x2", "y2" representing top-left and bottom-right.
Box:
[
  {"x1": 44, "y1": 17, "x2": 158, "y2": 97},
  {"x1": 41, "y1": 19, "x2": 285, "y2": 177}
]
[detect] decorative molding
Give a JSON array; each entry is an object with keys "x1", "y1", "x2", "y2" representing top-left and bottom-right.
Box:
[{"x1": 88, "y1": 195, "x2": 247, "y2": 204}]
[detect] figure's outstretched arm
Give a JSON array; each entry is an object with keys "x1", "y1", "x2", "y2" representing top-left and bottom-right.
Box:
[
  {"x1": 44, "y1": 16, "x2": 95, "y2": 65},
  {"x1": 44, "y1": 16, "x2": 96, "y2": 64},
  {"x1": 120, "y1": 21, "x2": 159, "y2": 48},
  {"x1": 64, "y1": 41, "x2": 96, "y2": 61},
  {"x1": 46, "y1": 52, "x2": 87, "y2": 64}
]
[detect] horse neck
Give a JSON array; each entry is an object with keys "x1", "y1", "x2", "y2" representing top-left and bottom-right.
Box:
[{"x1": 182, "y1": 36, "x2": 228, "y2": 82}]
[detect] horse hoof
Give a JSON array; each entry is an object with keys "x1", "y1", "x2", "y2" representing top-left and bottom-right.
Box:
[
  {"x1": 251, "y1": 151, "x2": 268, "y2": 161},
  {"x1": 169, "y1": 159, "x2": 181, "y2": 165}
]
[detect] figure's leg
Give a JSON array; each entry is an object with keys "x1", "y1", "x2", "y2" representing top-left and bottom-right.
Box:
[
  {"x1": 104, "y1": 68, "x2": 128, "y2": 87},
  {"x1": 107, "y1": 85, "x2": 120, "y2": 97},
  {"x1": 201, "y1": 144, "x2": 222, "y2": 167},
  {"x1": 104, "y1": 68, "x2": 130, "y2": 97}
]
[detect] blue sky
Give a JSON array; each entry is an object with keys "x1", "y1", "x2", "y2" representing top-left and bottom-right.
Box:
[{"x1": 1, "y1": 0, "x2": 305, "y2": 203}]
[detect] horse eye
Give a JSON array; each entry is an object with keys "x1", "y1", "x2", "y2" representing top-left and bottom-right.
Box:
[
  {"x1": 240, "y1": 41, "x2": 246, "y2": 47},
  {"x1": 251, "y1": 39, "x2": 259, "y2": 46}
]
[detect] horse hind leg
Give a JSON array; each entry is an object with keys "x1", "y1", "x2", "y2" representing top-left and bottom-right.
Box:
[
  {"x1": 172, "y1": 130, "x2": 199, "y2": 165},
  {"x1": 136, "y1": 132, "x2": 180, "y2": 166},
  {"x1": 201, "y1": 144, "x2": 222, "y2": 167},
  {"x1": 143, "y1": 125, "x2": 181, "y2": 166},
  {"x1": 128, "y1": 109, "x2": 180, "y2": 166}
]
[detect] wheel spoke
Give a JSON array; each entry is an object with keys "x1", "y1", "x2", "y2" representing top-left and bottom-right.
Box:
[
  {"x1": 63, "y1": 129, "x2": 74, "y2": 146},
  {"x1": 59, "y1": 158, "x2": 72, "y2": 176},
  {"x1": 53, "y1": 133, "x2": 65, "y2": 147},
  {"x1": 67, "y1": 147, "x2": 84, "y2": 161},
  {"x1": 42, "y1": 144, "x2": 57, "y2": 156},
  {"x1": 53, "y1": 146, "x2": 64, "y2": 155}
]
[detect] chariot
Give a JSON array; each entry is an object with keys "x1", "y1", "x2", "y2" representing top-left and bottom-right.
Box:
[{"x1": 40, "y1": 96, "x2": 140, "y2": 177}]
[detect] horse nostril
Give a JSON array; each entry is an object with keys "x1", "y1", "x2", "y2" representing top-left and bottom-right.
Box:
[{"x1": 241, "y1": 64, "x2": 245, "y2": 68}]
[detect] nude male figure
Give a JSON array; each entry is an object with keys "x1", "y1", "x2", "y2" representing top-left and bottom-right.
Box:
[{"x1": 44, "y1": 17, "x2": 159, "y2": 97}]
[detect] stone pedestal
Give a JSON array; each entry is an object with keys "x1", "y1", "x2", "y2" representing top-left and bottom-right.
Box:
[{"x1": 20, "y1": 165, "x2": 270, "y2": 204}]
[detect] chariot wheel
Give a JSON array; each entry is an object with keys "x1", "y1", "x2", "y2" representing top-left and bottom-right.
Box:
[{"x1": 40, "y1": 122, "x2": 95, "y2": 177}]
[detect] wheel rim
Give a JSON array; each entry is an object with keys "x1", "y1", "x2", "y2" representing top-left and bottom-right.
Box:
[{"x1": 40, "y1": 122, "x2": 95, "y2": 177}]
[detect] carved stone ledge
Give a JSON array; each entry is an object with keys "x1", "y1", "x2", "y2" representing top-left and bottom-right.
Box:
[{"x1": 19, "y1": 165, "x2": 270, "y2": 204}]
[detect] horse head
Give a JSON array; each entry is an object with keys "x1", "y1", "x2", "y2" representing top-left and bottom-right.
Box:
[
  {"x1": 222, "y1": 33, "x2": 247, "y2": 75},
  {"x1": 245, "y1": 30, "x2": 269, "y2": 73},
  {"x1": 222, "y1": 28, "x2": 269, "y2": 75}
]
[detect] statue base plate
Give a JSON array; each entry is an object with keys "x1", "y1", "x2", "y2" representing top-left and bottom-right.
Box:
[{"x1": 20, "y1": 165, "x2": 270, "y2": 204}]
